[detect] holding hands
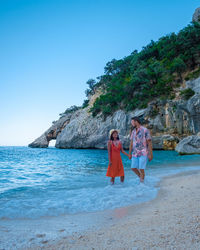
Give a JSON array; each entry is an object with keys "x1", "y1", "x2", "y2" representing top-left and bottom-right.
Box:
[{"x1": 148, "y1": 153, "x2": 153, "y2": 162}]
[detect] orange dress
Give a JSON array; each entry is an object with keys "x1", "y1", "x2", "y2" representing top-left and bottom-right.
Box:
[{"x1": 106, "y1": 141, "x2": 125, "y2": 177}]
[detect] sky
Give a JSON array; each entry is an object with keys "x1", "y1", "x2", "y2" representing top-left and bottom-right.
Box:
[{"x1": 0, "y1": 0, "x2": 199, "y2": 146}]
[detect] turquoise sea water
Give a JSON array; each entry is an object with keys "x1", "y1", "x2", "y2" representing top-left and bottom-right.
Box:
[{"x1": 0, "y1": 146, "x2": 200, "y2": 219}]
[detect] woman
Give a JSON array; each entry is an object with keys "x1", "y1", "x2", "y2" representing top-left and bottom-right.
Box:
[{"x1": 106, "y1": 129, "x2": 129, "y2": 184}]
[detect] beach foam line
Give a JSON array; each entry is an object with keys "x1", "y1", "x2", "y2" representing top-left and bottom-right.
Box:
[
  {"x1": 1, "y1": 167, "x2": 200, "y2": 249},
  {"x1": 0, "y1": 175, "x2": 159, "y2": 219}
]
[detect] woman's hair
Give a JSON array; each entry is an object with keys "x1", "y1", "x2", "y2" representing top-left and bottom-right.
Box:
[{"x1": 110, "y1": 131, "x2": 119, "y2": 141}]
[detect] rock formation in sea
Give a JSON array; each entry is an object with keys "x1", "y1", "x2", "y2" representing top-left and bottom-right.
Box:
[{"x1": 175, "y1": 135, "x2": 200, "y2": 155}]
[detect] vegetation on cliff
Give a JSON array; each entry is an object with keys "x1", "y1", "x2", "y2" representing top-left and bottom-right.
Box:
[{"x1": 83, "y1": 22, "x2": 200, "y2": 117}]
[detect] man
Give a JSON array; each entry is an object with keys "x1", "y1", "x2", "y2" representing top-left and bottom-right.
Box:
[{"x1": 129, "y1": 116, "x2": 153, "y2": 183}]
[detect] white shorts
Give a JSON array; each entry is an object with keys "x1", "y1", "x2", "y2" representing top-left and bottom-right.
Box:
[{"x1": 131, "y1": 155, "x2": 148, "y2": 170}]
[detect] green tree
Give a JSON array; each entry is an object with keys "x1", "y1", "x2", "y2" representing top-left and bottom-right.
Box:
[
  {"x1": 170, "y1": 57, "x2": 186, "y2": 81},
  {"x1": 85, "y1": 79, "x2": 96, "y2": 97},
  {"x1": 87, "y1": 22, "x2": 200, "y2": 117}
]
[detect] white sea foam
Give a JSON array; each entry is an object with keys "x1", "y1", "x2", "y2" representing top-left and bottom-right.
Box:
[{"x1": 0, "y1": 175, "x2": 159, "y2": 219}]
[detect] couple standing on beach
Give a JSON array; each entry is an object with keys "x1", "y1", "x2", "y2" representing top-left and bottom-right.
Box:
[{"x1": 106, "y1": 116, "x2": 153, "y2": 184}]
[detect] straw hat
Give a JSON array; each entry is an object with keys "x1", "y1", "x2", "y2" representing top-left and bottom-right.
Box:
[{"x1": 109, "y1": 129, "x2": 120, "y2": 138}]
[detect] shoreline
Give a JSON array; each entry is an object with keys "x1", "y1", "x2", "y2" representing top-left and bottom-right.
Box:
[
  {"x1": 33, "y1": 169, "x2": 200, "y2": 250},
  {"x1": 1, "y1": 169, "x2": 200, "y2": 249}
]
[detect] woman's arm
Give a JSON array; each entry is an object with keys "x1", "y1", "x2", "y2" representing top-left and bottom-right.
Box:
[
  {"x1": 107, "y1": 140, "x2": 112, "y2": 166},
  {"x1": 120, "y1": 142, "x2": 129, "y2": 157},
  {"x1": 129, "y1": 140, "x2": 133, "y2": 159}
]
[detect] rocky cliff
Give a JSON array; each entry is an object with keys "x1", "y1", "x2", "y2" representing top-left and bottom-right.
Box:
[
  {"x1": 29, "y1": 76, "x2": 200, "y2": 150},
  {"x1": 29, "y1": 8, "x2": 200, "y2": 150}
]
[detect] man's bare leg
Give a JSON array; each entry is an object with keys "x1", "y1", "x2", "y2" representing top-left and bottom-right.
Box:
[
  {"x1": 140, "y1": 169, "x2": 145, "y2": 182},
  {"x1": 131, "y1": 168, "x2": 141, "y2": 178}
]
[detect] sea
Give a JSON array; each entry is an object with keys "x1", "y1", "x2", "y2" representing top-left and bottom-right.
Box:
[
  {"x1": 1, "y1": 146, "x2": 200, "y2": 249},
  {"x1": 1, "y1": 146, "x2": 200, "y2": 220}
]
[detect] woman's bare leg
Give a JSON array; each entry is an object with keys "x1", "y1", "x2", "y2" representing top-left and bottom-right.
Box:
[
  {"x1": 111, "y1": 177, "x2": 115, "y2": 184},
  {"x1": 120, "y1": 176, "x2": 124, "y2": 183}
]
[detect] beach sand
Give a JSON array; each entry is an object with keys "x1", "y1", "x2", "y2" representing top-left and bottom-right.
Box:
[{"x1": 31, "y1": 170, "x2": 200, "y2": 250}]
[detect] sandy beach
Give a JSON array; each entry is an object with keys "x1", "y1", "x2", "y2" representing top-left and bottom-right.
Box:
[{"x1": 26, "y1": 170, "x2": 200, "y2": 250}]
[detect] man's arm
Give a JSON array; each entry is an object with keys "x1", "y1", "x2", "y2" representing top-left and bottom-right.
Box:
[
  {"x1": 129, "y1": 140, "x2": 133, "y2": 159},
  {"x1": 147, "y1": 139, "x2": 153, "y2": 161}
]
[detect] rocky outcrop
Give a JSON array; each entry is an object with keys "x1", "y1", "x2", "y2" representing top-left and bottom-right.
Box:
[
  {"x1": 29, "y1": 76, "x2": 200, "y2": 150},
  {"x1": 28, "y1": 114, "x2": 72, "y2": 148},
  {"x1": 186, "y1": 76, "x2": 200, "y2": 94},
  {"x1": 152, "y1": 135, "x2": 179, "y2": 150},
  {"x1": 47, "y1": 105, "x2": 182, "y2": 150},
  {"x1": 175, "y1": 135, "x2": 200, "y2": 155},
  {"x1": 55, "y1": 108, "x2": 150, "y2": 149},
  {"x1": 192, "y1": 7, "x2": 200, "y2": 23},
  {"x1": 187, "y1": 94, "x2": 200, "y2": 134}
]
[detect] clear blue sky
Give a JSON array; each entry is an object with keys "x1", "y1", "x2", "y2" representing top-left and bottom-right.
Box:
[{"x1": 0, "y1": 0, "x2": 199, "y2": 146}]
